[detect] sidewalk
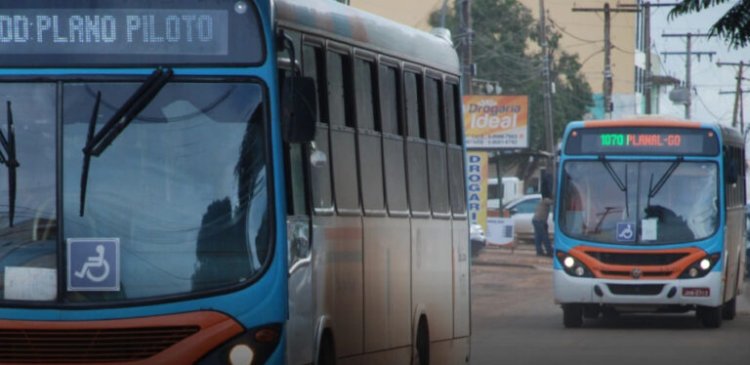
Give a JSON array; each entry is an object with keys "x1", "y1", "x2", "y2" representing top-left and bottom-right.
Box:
[{"x1": 472, "y1": 243, "x2": 554, "y2": 270}]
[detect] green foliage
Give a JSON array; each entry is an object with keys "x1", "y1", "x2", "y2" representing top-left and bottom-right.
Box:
[
  {"x1": 429, "y1": 0, "x2": 593, "y2": 153},
  {"x1": 669, "y1": 0, "x2": 750, "y2": 48}
]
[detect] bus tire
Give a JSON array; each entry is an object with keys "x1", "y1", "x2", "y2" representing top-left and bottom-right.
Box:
[
  {"x1": 562, "y1": 304, "x2": 583, "y2": 328},
  {"x1": 413, "y1": 316, "x2": 430, "y2": 365},
  {"x1": 697, "y1": 305, "x2": 722, "y2": 328},
  {"x1": 317, "y1": 331, "x2": 335, "y2": 365},
  {"x1": 722, "y1": 297, "x2": 737, "y2": 320}
]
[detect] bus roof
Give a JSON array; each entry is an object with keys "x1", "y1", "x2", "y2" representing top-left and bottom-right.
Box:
[
  {"x1": 565, "y1": 118, "x2": 744, "y2": 146},
  {"x1": 275, "y1": 0, "x2": 460, "y2": 74},
  {"x1": 581, "y1": 118, "x2": 702, "y2": 129}
]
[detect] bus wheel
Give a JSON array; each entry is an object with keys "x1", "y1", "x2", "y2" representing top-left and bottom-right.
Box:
[
  {"x1": 697, "y1": 305, "x2": 723, "y2": 328},
  {"x1": 562, "y1": 304, "x2": 583, "y2": 328},
  {"x1": 413, "y1": 317, "x2": 430, "y2": 365},
  {"x1": 317, "y1": 331, "x2": 335, "y2": 365},
  {"x1": 722, "y1": 297, "x2": 737, "y2": 320}
]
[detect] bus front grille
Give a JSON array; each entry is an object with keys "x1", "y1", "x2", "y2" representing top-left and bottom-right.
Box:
[
  {"x1": 585, "y1": 251, "x2": 689, "y2": 266},
  {"x1": 607, "y1": 284, "x2": 665, "y2": 296},
  {"x1": 0, "y1": 326, "x2": 199, "y2": 363}
]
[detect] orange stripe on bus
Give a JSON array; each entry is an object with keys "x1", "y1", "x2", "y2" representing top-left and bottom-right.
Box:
[
  {"x1": 583, "y1": 120, "x2": 702, "y2": 128},
  {"x1": 0, "y1": 311, "x2": 243, "y2": 365},
  {"x1": 569, "y1": 246, "x2": 705, "y2": 280}
]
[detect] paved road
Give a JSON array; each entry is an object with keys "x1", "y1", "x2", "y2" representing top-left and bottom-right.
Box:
[{"x1": 470, "y1": 246, "x2": 750, "y2": 365}]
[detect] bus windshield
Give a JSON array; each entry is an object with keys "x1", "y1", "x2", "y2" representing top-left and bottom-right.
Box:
[
  {"x1": 0, "y1": 80, "x2": 270, "y2": 304},
  {"x1": 559, "y1": 160, "x2": 718, "y2": 245}
]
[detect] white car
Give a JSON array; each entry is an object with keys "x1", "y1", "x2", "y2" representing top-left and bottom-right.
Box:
[
  {"x1": 470, "y1": 223, "x2": 486, "y2": 256},
  {"x1": 502, "y1": 194, "x2": 554, "y2": 244}
]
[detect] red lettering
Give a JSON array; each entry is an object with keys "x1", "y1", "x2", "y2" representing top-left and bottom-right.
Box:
[{"x1": 633, "y1": 134, "x2": 662, "y2": 146}]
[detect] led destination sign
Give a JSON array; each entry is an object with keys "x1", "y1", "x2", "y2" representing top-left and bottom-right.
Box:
[
  {"x1": 0, "y1": 11, "x2": 226, "y2": 54},
  {"x1": 565, "y1": 127, "x2": 719, "y2": 156},
  {"x1": 598, "y1": 133, "x2": 687, "y2": 147},
  {"x1": 0, "y1": 2, "x2": 263, "y2": 67}
]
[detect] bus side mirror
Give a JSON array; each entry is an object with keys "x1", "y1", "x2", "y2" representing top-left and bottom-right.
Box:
[{"x1": 282, "y1": 76, "x2": 317, "y2": 143}]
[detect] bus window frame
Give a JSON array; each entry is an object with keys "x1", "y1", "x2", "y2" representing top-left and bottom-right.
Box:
[
  {"x1": 379, "y1": 56, "x2": 410, "y2": 218},
  {"x1": 301, "y1": 35, "x2": 335, "y2": 216},
  {"x1": 403, "y1": 63, "x2": 430, "y2": 218},
  {"x1": 325, "y1": 42, "x2": 362, "y2": 217},
  {"x1": 424, "y1": 70, "x2": 451, "y2": 219},
  {"x1": 353, "y1": 49, "x2": 387, "y2": 217}
]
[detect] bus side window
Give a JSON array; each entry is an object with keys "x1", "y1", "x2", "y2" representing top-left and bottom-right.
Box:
[
  {"x1": 425, "y1": 76, "x2": 450, "y2": 216},
  {"x1": 404, "y1": 70, "x2": 429, "y2": 216},
  {"x1": 380, "y1": 64, "x2": 409, "y2": 216},
  {"x1": 445, "y1": 81, "x2": 466, "y2": 216},
  {"x1": 303, "y1": 43, "x2": 333, "y2": 214},
  {"x1": 327, "y1": 50, "x2": 361, "y2": 215},
  {"x1": 355, "y1": 58, "x2": 385, "y2": 215}
]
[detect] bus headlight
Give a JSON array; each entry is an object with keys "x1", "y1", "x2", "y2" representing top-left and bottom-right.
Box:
[
  {"x1": 556, "y1": 251, "x2": 593, "y2": 278},
  {"x1": 197, "y1": 324, "x2": 281, "y2": 365},
  {"x1": 229, "y1": 344, "x2": 254, "y2": 365},
  {"x1": 679, "y1": 253, "x2": 720, "y2": 279}
]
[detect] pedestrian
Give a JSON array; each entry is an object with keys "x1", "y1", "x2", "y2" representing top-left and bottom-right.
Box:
[{"x1": 532, "y1": 197, "x2": 553, "y2": 256}]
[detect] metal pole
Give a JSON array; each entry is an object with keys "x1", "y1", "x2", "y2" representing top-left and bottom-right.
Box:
[
  {"x1": 459, "y1": 0, "x2": 473, "y2": 94},
  {"x1": 603, "y1": 3, "x2": 612, "y2": 119},
  {"x1": 643, "y1": 2, "x2": 652, "y2": 114},
  {"x1": 733, "y1": 62, "x2": 744, "y2": 129},
  {"x1": 685, "y1": 33, "x2": 692, "y2": 119},
  {"x1": 539, "y1": 0, "x2": 555, "y2": 190}
]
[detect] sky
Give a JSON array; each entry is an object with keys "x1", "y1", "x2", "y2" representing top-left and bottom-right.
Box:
[{"x1": 649, "y1": 1, "x2": 748, "y2": 128}]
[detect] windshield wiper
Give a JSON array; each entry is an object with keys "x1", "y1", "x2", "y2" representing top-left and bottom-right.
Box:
[
  {"x1": 79, "y1": 67, "x2": 173, "y2": 216},
  {"x1": 647, "y1": 157, "x2": 683, "y2": 203},
  {"x1": 79, "y1": 92, "x2": 101, "y2": 217},
  {"x1": 599, "y1": 156, "x2": 629, "y2": 217},
  {"x1": 0, "y1": 101, "x2": 19, "y2": 226}
]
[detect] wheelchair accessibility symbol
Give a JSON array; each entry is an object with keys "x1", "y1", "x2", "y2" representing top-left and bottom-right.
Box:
[
  {"x1": 67, "y1": 238, "x2": 120, "y2": 291},
  {"x1": 616, "y1": 222, "x2": 635, "y2": 242}
]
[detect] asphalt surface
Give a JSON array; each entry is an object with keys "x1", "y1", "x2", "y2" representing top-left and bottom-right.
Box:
[{"x1": 470, "y1": 244, "x2": 750, "y2": 365}]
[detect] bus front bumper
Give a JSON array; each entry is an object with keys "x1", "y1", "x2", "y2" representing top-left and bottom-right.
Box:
[{"x1": 553, "y1": 270, "x2": 724, "y2": 308}]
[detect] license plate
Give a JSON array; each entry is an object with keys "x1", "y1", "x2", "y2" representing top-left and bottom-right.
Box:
[{"x1": 682, "y1": 287, "x2": 710, "y2": 297}]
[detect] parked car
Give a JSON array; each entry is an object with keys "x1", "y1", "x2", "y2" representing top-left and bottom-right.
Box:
[
  {"x1": 470, "y1": 223, "x2": 486, "y2": 257},
  {"x1": 501, "y1": 194, "x2": 554, "y2": 244}
]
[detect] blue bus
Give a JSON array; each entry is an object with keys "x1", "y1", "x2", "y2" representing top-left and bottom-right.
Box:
[
  {"x1": 554, "y1": 118, "x2": 746, "y2": 328},
  {"x1": 0, "y1": 0, "x2": 470, "y2": 364}
]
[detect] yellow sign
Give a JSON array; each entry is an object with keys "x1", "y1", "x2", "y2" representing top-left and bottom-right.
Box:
[
  {"x1": 463, "y1": 95, "x2": 528, "y2": 149},
  {"x1": 467, "y1": 151, "x2": 488, "y2": 230}
]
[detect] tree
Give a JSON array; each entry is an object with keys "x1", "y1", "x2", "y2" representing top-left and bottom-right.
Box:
[
  {"x1": 430, "y1": 0, "x2": 592, "y2": 179},
  {"x1": 669, "y1": 0, "x2": 750, "y2": 48}
]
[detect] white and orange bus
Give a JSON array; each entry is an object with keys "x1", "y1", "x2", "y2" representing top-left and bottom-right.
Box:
[{"x1": 554, "y1": 118, "x2": 745, "y2": 328}]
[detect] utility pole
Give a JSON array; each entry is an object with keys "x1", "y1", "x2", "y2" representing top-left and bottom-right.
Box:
[
  {"x1": 720, "y1": 88, "x2": 747, "y2": 133},
  {"x1": 620, "y1": 2, "x2": 680, "y2": 114},
  {"x1": 718, "y1": 61, "x2": 748, "y2": 130},
  {"x1": 573, "y1": 3, "x2": 638, "y2": 119},
  {"x1": 643, "y1": 2, "x2": 652, "y2": 113},
  {"x1": 538, "y1": 0, "x2": 555, "y2": 188},
  {"x1": 458, "y1": 0, "x2": 473, "y2": 94},
  {"x1": 662, "y1": 33, "x2": 714, "y2": 119}
]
